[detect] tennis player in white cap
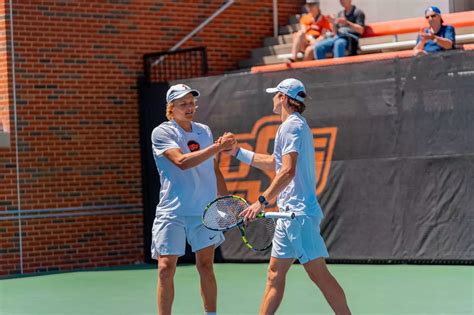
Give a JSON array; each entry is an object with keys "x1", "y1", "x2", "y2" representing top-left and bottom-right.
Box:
[
  {"x1": 151, "y1": 83, "x2": 234, "y2": 315},
  {"x1": 224, "y1": 78, "x2": 351, "y2": 315}
]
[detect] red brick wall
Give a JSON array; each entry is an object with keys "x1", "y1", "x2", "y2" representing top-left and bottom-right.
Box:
[
  {"x1": 0, "y1": 0, "x2": 303, "y2": 276},
  {"x1": 1, "y1": 1, "x2": 20, "y2": 275}
]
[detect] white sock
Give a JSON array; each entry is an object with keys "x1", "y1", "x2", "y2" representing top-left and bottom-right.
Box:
[{"x1": 205, "y1": 312, "x2": 217, "y2": 315}]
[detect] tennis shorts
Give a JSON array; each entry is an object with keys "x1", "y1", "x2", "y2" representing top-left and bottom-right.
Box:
[
  {"x1": 151, "y1": 213, "x2": 225, "y2": 259},
  {"x1": 271, "y1": 215, "x2": 329, "y2": 264}
]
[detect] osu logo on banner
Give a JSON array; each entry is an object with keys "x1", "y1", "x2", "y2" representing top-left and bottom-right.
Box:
[{"x1": 217, "y1": 115, "x2": 337, "y2": 205}]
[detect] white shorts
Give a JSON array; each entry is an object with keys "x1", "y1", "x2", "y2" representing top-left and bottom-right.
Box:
[
  {"x1": 271, "y1": 216, "x2": 329, "y2": 264},
  {"x1": 151, "y1": 214, "x2": 225, "y2": 259}
]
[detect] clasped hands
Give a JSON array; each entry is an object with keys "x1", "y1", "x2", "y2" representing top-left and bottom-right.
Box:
[{"x1": 215, "y1": 132, "x2": 238, "y2": 155}]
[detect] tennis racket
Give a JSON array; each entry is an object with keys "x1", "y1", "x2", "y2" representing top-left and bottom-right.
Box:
[{"x1": 202, "y1": 195, "x2": 295, "y2": 251}]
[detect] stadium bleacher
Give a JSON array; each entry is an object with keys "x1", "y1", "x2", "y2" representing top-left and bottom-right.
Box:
[{"x1": 239, "y1": 10, "x2": 474, "y2": 69}]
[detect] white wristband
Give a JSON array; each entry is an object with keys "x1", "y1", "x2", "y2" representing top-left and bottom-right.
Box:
[{"x1": 235, "y1": 147, "x2": 255, "y2": 165}]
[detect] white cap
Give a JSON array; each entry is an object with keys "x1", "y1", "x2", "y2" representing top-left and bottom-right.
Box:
[
  {"x1": 166, "y1": 84, "x2": 200, "y2": 103},
  {"x1": 265, "y1": 78, "x2": 307, "y2": 102}
]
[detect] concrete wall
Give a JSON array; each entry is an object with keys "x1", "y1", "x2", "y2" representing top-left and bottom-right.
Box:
[
  {"x1": 319, "y1": 0, "x2": 451, "y2": 23},
  {"x1": 451, "y1": 0, "x2": 474, "y2": 11}
]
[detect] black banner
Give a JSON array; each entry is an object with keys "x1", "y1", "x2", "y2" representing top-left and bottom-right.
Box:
[{"x1": 175, "y1": 50, "x2": 474, "y2": 262}]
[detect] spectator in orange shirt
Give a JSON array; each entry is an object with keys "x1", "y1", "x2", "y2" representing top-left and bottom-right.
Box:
[{"x1": 288, "y1": 0, "x2": 332, "y2": 63}]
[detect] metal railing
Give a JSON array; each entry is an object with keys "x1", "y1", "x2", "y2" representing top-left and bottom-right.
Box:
[
  {"x1": 170, "y1": 0, "x2": 235, "y2": 52},
  {"x1": 143, "y1": 46, "x2": 208, "y2": 83},
  {"x1": 142, "y1": 0, "x2": 282, "y2": 82}
]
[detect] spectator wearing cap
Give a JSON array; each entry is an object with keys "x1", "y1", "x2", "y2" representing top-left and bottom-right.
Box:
[
  {"x1": 414, "y1": 6, "x2": 455, "y2": 55},
  {"x1": 314, "y1": 0, "x2": 365, "y2": 59},
  {"x1": 288, "y1": 0, "x2": 332, "y2": 63}
]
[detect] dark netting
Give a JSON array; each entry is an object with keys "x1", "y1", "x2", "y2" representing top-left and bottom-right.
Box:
[
  {"x1": 172, "y1": 50, "x2": 474, "y2": 263},
  {"x1": 143, "y1": 47, "x2": 208, "y2": 83},
  {"x1": 203, "y1": 197, "x2": 248, "y2": 231}
]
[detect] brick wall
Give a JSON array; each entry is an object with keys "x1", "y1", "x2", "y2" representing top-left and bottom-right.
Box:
[
  {"x1": 1, "y1": 1, "x2": 20, "y2": 275},
  {"x1": 0, "y1": 0, "x2": 303, "y2": 276}
]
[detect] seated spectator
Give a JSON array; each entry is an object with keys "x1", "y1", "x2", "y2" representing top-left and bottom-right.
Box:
[
  {"x1": 288, "y1": 0, "x2": 332, "y2": 63},
  {"x1": 313, "y1": 0, "x2": 365, "y2": 60},
  {"x1": 414, "y1": 6, "x2": 455, "y2": 56}
]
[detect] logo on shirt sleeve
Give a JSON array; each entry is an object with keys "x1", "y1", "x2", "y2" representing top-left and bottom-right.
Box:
[{"x1": 187, "y1": 140, "x2": 201, "y2": 152}]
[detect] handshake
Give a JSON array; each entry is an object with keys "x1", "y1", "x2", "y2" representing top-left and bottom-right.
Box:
[{"x1": 215, "y1": 132, "x2": 239, "y2": 156}]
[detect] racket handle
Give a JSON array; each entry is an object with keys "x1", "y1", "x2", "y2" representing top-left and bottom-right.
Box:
[{"x1": 260, "y1": 212, "x2": 295, "y2": 219}]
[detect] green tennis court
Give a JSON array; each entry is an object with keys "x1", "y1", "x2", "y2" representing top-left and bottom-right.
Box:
[{"x1": 1, "y1": 264, "x2": 472, "y2": 315}]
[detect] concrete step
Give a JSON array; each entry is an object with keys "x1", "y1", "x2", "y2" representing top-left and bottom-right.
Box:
[
  {"x1": 279, "y1": 23, "x2": 300, "y2": 35},
  {"x1": 251, "y1": 43, "x2": 292, "y2": 59},
  {"x1": 262, "y1": 54, "x2": 292, "y2": 64},
  {"x1": 238, "y1": 58, "x2": 263, "y2": 69},
  {"x1": 238, "y1": 54, "x2": 292, "y2": 69},
  {"x1": 263, "y1": 34, "x2": 294, "y2": 47}
]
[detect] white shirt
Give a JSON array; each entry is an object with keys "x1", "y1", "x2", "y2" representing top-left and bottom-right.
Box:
[
  {"x1": 274, "y1": 112, "x2": 323, "y2": 217},
  {"x1": 151, "y1": 120, "x2": 217, "y2": 216}
]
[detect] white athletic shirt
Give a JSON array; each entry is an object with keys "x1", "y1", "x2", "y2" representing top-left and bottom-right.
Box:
[
  {"x1": 274, "y1": 112, "x2": 323, "y2": 217},
  {"x1": 151, "y1": 120, "x2": 217, "y2": 216}
]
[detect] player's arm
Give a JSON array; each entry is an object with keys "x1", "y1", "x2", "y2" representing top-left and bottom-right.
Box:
[
  {"x1": 231, "y1": 147, "x2": 275, "y2": 172},
  {"x1": 249, "y1": 152, "x2": 275, "y2": 172},
  {"x1": 218, "y1": 133, "x2": 275, "y2": 171},
  {"x1": 260, "y1": 152, "x2": 297, "y2": 202},
  {"x1": 214, "y1": 158, "x2": 229, "y2": 196},
  {"x1": 163, "y1": 137, "x2": 233, "y2": 170},
  {"x1": 240, "y1": 152, "x2": 297, "y2": 220}
]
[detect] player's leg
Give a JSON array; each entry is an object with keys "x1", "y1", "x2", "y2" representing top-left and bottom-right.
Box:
[
  {"x1": 259, "y1": 257, "x2": 294, "y2": 315},
  {"x1": 260, "y1": 218, "x2": 297, "y2": 315},
  {"x1": 195, "y1": 245, "x2": 218, "y2": 314},
  {"x1": 187, "y1": 216, "x2": 224, "y2": 314},
  {"x1": 303, "y1": 258, "x2": 351, "y2": 315},
  {"x1": 157, "y1": 255, "x2": 179, "y2": 315},
  {"x1": 151, "y1": 214, "x2": 187, "y2": 315},
  {"x1": 295, "y1": 216, "x2": 351, "y2": 315}
]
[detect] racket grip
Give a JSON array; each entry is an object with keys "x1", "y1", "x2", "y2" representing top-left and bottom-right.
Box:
[{"x1": 263, "y1": 212, "x2": 295, "y2": 219}]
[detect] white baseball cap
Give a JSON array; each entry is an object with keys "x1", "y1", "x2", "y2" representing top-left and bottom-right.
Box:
[
  {"x1": 166, "y1": 84, "x2": 200, "y2": 103},
  {"x1": 265, "y1": 78, "x2": 307, "y2": 102}
]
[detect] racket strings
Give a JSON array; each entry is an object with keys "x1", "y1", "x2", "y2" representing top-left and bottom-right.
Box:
[
  {"x1": 243, "y1": 217, "x2": 276, "y2": 251},
  {"x1": 203, "y1": 197, "x2": 247, "y2": 230}
]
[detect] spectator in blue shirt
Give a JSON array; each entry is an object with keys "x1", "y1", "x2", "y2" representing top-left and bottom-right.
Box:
[{"x1": 414, "y1": 6, "x2": 455, "y2": 55}]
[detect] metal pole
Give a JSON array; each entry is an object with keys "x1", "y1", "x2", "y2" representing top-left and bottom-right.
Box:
[
  {"x1": 273, "y1": 0, "x2": 278, "y2": 37},
  {"x1": 9, "y1": 0, "x2": 23, "y2": 274}
]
